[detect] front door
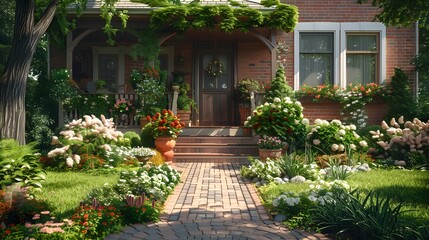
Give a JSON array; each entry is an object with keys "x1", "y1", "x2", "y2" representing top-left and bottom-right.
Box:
[{"x1": 197, "y1": 48, "x2": 234, "y2": 126}]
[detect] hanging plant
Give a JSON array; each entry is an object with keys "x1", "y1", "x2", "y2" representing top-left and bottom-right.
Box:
[{"x1": 205, "y1": 59, "x2": 225, "y2": 78}]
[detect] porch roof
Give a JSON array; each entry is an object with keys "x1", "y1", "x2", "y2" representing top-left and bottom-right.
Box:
[{"x1": 73, "y1": 0, "x2": 272, "y2": 14}]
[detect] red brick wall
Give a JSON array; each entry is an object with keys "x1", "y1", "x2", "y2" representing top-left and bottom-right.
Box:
[
  {"x1": 300, "y1": 97, "x2": 387, "y2": 125},
  {"x1": 281, "y1": 0, "x2": 417, "y2": 84},
  {"x1": 237, "y1": 42, "x2": 272, "y2": 83}
]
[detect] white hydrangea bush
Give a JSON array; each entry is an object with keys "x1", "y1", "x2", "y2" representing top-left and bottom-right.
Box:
[{"x1": 307, "y1": 119, "x2": 368, "y2": 156}]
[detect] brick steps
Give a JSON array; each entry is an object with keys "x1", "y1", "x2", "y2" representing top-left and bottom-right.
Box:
[{"x1": 174, "y1": 127, "x2": 258, "y2": 162}]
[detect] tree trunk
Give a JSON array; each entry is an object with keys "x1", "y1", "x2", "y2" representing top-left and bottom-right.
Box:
[{"x1": 0, "y1": 0, "x2": 57, "y2": 145}]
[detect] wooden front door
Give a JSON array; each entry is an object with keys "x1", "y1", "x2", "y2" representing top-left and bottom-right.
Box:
[{"x1": 197, "y1": 48, "x2": 234, "y2": 126}]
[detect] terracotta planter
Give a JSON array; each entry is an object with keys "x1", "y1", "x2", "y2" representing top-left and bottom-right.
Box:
[
  {"x1": 239, "y1": 106, "x2": 251, "y2": 125},
  {"x1": 177, "y1": 110, "x2": 191, "y2": 127},
  {"x1": 155, "y1": 137, "x2": 176, "y2": 163},
  {"x1": 139, "y1": 118, "x2": 150, "y2": 128},
  {"x1": 258, "y1": 148, "x2": 282, "y2": 161}
]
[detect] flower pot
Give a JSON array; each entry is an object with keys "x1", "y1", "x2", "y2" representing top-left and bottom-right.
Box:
[
  {"x1": 239, "y1": 106, "x2": 251, "y2": 125},
  {"x1": 258, "y1": 148, "x2": 282, "y2": 161},
  {"x1": 155, "y1": 137, "x2": 176, "y2": 163},
  {"x1": 139, "y1": 118, "x2": 150, "y2": 128},
  {"x1": 177, "y1": 110, "x2": 191, "y2": 127}
]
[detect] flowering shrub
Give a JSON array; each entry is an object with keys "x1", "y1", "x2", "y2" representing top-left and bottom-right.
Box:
[
  {"x1": 258, "y1": 136, "x2": 284, "y2": 150},
  {"x1": 146, "y1": 110, "x2": 183, "y2": 139},
  {"x1": 116, "y1": 164, "x2": 181, "y2": 201},
  {"x1": 46, "y1": 115, "x2": 124, "y2": 170},
  {"x1": 240, "y1": 158, "x2": 282, "y2": 183},
  {"x1": 122, "y1": 203, "x2": 159, "y2": 224},
  {"x1": 71, "y1": 204, "x2": 122, "y2": 239},
  {"x1": 369, "y1": 116, "x2": 429, "y2": 165},
  {"x1": 245, "y1": 97, "x2": 307, "y2": 146},
  {"x1": 110, "y1": 98, "x2": 134, "y2": 116},
  {"x1": 307, "y1": 119, "x2": 368, "y2": 156},
  {"x1": 104, "y1": 146, "x2": 155, "y2": 168}
]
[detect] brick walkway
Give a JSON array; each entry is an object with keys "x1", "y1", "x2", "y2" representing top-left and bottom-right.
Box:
[{"x1": 105, "y1": 161, "x2": 330, "y2": 240}]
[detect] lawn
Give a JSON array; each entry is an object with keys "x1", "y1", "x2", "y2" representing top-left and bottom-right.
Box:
[
  {"x1": 259, "y1": 168, "x2": 429, "y2": 227},
  {"x1": 32, "y1": 171, "x2": 120, "y2": 219}
]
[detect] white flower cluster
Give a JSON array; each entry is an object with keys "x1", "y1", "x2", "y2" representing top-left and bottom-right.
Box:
[
  {"x1": 371, "y1": 116, "x2": 429, "y2": 154},
  {"x1": 47, "y1": 115, "x2": 124, "y2": 167},
  {"x1": 338, "y1": 91, "x2": 369, "y2": 128},
  {"x1": 272, "y1": 193, "x2": 300, "y2": 207},
  {"x1": 307, "y1": 119, "x2": 366, "y2": 154}
]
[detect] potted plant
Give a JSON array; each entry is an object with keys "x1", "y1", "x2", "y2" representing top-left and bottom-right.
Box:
[
  {"x1": 244, "y1": 97, "x2": 307, "y2": 149},
  {"x1": 110, "y1": 98, "x2": 135, "y2": 125},
  {"x1": 176, "y1": 83, "x2": 195, "y2": 126},
  {"x1": 236, "y1": 78, "x2": 262, "y2": 125},
  {"x1": 146, "y1": 110, "x2": 184, "y2": 163},
  {"x1": 257, "y1": 136, "x2": 284, "y2": 161},
  {"x1": 131, "y1": 68, "x2": 167, "y2": 127}
]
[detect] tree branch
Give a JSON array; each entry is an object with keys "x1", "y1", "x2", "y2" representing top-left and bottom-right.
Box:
[{"x1": 34, "y1": 0, "x2": 59, "y2": 39}]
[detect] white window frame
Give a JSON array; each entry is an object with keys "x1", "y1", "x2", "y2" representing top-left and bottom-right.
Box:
[
  {"x1": 340, "y1": 22, "x2": 386, "y2": 88},
  {"x1": 93, "y1": 46, "x2": 128, "y2": 93},
  {"x1": 294, "y1": 22, "x2": 386, "y2": 90}
]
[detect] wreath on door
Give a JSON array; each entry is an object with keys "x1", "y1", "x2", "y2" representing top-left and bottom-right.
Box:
[{"x1": 205, "y1": 59, "x2": 225, "y2": 77}]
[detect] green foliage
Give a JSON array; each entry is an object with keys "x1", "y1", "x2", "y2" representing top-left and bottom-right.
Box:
[
  {"x1": 115, "y1": 164, "x2": 181, "y2": 201},
  {"x1": 244, "y1": 96, "x2": 306, "y2": 147},
  {"x1": 358, "y1": 0, "x2": 429, "y2": 27},
  {"x1": 149, "y1": 2, "x2": 298, "y2": 33},
  {"x1": 122, "y1": 203, "x2": 159, "y2": 224},
  {"x1": 140, "y1": 123, "x2": 156, "y2": 148},
  {"x1": 264, "y1": 65, "x2": 294, "y2": 102},
  {"x1": 385, "y1": 68, "x2": 417, "y2": 120},
  {"x1": 312, "y1": 190, "x2": 406, "y2": 240},
  {"x1": 0, "y1": 139, "x2": 46, "y2": 190},
  {"x1": 307, "y1": 119, "x2": 368, "y2": 156},
  {"x1": 278, "y1": 154, "x2": 316, "y2": 180},
  {"x1": 48, "y1": 69, "x2": 82, "y2": 112},
  {"x1": 263, "y1": 3, "x2": 299, "y2": 32},
  {"x1": 261, "y1": 0, "x2": 280, "y2": 7},
  {"x1": 235, "y1": 78, "x2": 263, "y2": 105},
  {"x1": 177, "y1": 83, "x2": 195, "y2": 111},
  {"x1": 240, "y1": 157, "x2": 282, "y2": 183},
  {"x1": 133, "y1": 69, "x2": 167, "y2": 117},
  {"x1": 123, "y1": 131, "x2": 141, "y2": 147},
  {"x1": 100, "y1": 0, "x2": 129, "y2": 45},
  {"x1": 129, "y1": 28, "x2": 160, "y2": 66}
]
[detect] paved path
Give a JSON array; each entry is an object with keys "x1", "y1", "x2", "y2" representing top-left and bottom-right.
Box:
[{"x1": 106, "y1": 161, "x2": 329, "y2": 240}]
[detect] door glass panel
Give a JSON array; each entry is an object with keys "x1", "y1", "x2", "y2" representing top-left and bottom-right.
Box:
[{"x1": 202, "y1": 54, "x2": 228, "y2": 90}]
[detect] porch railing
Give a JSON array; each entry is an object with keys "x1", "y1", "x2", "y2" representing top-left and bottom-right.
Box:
[{"x1": 60, "y1": 90, "x2": 179, "y2": 128}]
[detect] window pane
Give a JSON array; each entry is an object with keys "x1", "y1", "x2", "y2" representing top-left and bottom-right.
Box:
[
  {"x1": 99, "y1": 54, "x2": 117, "y2": 92},
  {"x1": 347, "y1": 35, "x2": 377, "y2": 51},
  {"x1": 346, "y1": 54, "x2": 376, "y2": 84},
  {"x1": 300, "y1": 33, "x2": 333, "y2": 53},
  {"x1": 300, "y1": 54, "x2": 332, "y2": 86}
]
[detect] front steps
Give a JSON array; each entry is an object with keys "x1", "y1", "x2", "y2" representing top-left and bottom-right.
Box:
[{"x1": 174, "y1": 127, "x2": 258, "y2": 163}]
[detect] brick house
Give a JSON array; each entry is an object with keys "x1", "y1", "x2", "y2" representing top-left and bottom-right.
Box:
[{"x1": 50, "y1": 0, "x2": 418, "y2": 127}]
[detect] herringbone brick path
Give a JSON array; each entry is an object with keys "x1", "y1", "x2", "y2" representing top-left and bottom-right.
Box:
[{"x1": 105, "y1": 162, "x2": 330, "y2": 240}]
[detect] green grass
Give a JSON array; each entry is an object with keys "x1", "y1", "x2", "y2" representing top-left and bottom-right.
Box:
[
  {"x1": 32, "y1": 171, "x2": 119, "y2": 219},
  {"x1": 259, "y1": 169, "x2": 429, "y2": 227},
  {"x1": 347, "y1": 169, "x2": 429, "y2": 226}
]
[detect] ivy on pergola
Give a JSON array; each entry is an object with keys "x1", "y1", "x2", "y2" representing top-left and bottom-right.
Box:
[{"x1": 145, "y1": 2, "x2": 299, "y2": 34}]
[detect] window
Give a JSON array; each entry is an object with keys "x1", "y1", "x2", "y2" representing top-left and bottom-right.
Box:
[
  {"x1": 294, "y1": 22, "x2": 386, "y2": 89},
  {"x1": 346, "y1": 34, "x2": 378, "y2": 84},
  {"x1": 299, "y1": 33, "x2": 334, "y2": 86},
  {"x1": 98, "y1": 54, "x2": 118, "y2": 92}
]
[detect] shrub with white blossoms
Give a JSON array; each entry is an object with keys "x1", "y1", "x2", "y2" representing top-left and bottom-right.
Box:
[
  {"x1": 244, "y1": 97, "x2": 307, "y2": 147},
  {"x1": 271, "y1": 179, "x2": 350, "y2": 218},
  {"x1": 369, "y1": 116, "x2": 429, "y2": 161},
  {"x1": 46, "y1": 115, "x2": 125, "y2": 169},
  {"x1": 240, "y1": 158, "x2": 282, "y2": 184},
  {"x1": 307, "y1": 119, "x2": 368, "y2": 155},
  {"x1": 116, "y1": 164, "x2": 181, "y2": 201}
]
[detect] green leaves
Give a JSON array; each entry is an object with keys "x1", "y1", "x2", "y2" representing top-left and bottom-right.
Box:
[{"x1": 0, "y1": 140, "x2": 46, "y2": 190}]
